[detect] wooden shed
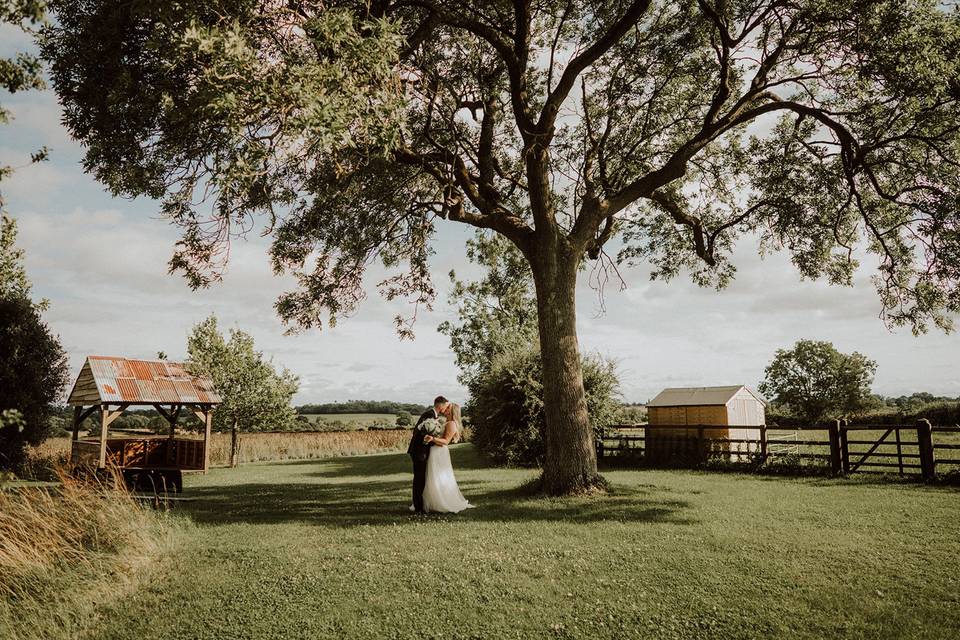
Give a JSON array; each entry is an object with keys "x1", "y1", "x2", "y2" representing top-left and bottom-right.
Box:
[
  {"x1": 67, "y1": 356, "x2": 221, "y2": 491},
  {"x1": 645, "y1": 385, "x2": 766, "y2": 463}
]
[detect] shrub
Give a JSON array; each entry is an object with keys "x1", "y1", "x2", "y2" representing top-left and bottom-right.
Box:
[
  {"x1": 0, "y1": 296, "x2": 69, "y2": 471},
  {"x1": 469, "y1": 347, "x2": 621, "y2": 467}
]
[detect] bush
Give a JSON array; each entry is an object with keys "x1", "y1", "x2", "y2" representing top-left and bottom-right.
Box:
[
  {"x1": 469, "y1": 348, "x2": 621, "y2": 467},
  {"x1": 0, "y1": 296, "x2": 69, "y2": 471},
  {"x1": 396, "y1": 411, "x2": 412, "y2": 427}
]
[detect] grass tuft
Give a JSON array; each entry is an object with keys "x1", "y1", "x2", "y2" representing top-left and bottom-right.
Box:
[{"x1": 0, "y1": 469, "x2": 174, "y2": 640}]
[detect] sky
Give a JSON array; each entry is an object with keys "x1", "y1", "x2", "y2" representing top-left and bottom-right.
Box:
[{"x1": 2, "y1": 26, "x2": 958, "y2": 405}]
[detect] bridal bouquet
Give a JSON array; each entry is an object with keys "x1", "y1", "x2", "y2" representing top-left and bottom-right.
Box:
[{"x1": 417, "y1": 417, "x2": 446, "y2": 438}]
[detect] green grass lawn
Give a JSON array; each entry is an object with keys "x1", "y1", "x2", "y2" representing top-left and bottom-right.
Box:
[{"x1": 87, "y1": 445, "x2": 959, "y2": 640}]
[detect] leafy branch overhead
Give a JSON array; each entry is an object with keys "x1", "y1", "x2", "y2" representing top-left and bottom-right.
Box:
[
  {"x1": 42, "y1": 1, "x2": 960, "y2": 335},
  {"x1": 1, "y1": 1, "x2": 50, "y2": 195}
]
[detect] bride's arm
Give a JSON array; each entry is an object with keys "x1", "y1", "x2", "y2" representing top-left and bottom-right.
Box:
[{"x1": 428, "y1": 421, "x2": 457, "y2": 446}]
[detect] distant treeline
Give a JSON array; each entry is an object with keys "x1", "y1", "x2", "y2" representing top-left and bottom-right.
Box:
[
  {"x1": 296, "y1": 400, "x2": 430, "y2": 415},
  {"x1": 767, "y1": 399, "x2": 960, "y2": 427}
]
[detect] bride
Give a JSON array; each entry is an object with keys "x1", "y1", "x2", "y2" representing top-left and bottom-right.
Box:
[{"x1": 421, "y1": 403, "x2": 473, "y2": 513}]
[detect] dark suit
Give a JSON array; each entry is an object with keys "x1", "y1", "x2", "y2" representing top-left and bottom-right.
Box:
[{"x1": 408, "y1": 408, "x2": 436, "y2": 513}]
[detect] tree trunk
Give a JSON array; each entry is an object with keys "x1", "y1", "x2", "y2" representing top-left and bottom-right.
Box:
[
  {"x1": 230, "y1": 419, "x2": 239, "y2": 468},
  {"x1": 530, "y1": 239, "x2": 605, "y2": 495}
]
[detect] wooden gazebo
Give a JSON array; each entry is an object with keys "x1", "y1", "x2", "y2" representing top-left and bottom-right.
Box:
[{"x1": 67, "y1": 356, "x2": 221, "y2": 484}]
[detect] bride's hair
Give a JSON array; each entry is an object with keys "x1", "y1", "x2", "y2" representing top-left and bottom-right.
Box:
[{"x1": 450, "y1": 403, "x2": 463, "y2": 443}]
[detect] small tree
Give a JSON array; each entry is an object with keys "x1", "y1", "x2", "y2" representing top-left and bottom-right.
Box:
[
  {"x1": 395, "y1": 411, "x2": 412, "y2": 427},
  {"x1": 187, "y1": 315, "x2": 299, "y2": 467},
  {"x1": 759, "y1": 340, "x2": 877, "y2": 424}
]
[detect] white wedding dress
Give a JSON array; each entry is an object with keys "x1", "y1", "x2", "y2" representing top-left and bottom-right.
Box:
[{"x1": 422, "y1": 444, "x2": 474, "y2": 513}]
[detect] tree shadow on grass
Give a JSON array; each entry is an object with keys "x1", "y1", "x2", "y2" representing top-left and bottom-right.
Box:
[{"x1": 181, "y1": 446, "x2": 697, "y2": 528}]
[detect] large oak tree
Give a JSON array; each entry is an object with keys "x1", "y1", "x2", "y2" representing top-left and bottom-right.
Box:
[{"x1": 41, "y1": 1, "x2": 960, "y2": 493}]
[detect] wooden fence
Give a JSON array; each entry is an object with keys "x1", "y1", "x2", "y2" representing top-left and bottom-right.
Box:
[{"x1": 597, "y1": 419, "x2": 960, "y2": 480}]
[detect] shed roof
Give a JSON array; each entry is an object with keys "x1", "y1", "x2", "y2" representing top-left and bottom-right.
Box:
[
  {"x1": 646, "y1": 385, "x2": 766, "y2": 407},
  {"x1": 67, "y1": 356, "x2": 221, "y2": 406}
]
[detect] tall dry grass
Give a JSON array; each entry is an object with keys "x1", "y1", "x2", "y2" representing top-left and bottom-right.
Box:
[
  {"x1": 38, "y1": 429, "x2": 418, "y2": 468},
  {"x1": 206, "y1": 429, "x2": 413, "y2": 465},
  {"x1": 0, "y1": 471, "x2": 174, "y2": 640}
]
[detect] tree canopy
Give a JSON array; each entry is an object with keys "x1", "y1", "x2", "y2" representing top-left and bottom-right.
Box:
[
  {"x1": 40, "y1": 0, "x2": 960, "y2": 332},
  {"x1": 1, "y1": 1, "x2": 49, "y2": 190},
  {"x1": 759, "y1": 339, "x2": 877, "y2": 423}
]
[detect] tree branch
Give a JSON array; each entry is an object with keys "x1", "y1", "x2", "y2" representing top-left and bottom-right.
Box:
[{"x1": 538, "y1": 0, "x2": 652, "y2": 134}]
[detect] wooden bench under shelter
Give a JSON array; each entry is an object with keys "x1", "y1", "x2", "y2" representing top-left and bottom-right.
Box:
[{"x1": 66, "y1": 356, "x2": 221, "y2": 492}]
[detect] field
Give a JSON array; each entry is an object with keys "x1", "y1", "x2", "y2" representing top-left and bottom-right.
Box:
[
  {"x1": 38, "y1": 430, "x2": 412, "y2": 467},
  {"x1": 52, "y1": 444, "x2": 960, "y2": 640},
  {"x1": 298, "y1": 413, "x2": 401, "y2": 428}
]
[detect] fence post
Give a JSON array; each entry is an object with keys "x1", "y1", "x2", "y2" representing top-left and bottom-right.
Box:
[
  {"x1": 917, "y1": 419, "x2": 936, "y2": 481},
  {"x1": 828, "y1": 419, "x2": 843, "y2": 475},
  {"x1": 840, "y1": 420, "x2": 851, "y2": 474},
  {"x1": 759, "y1": 425, "x2": 768, "y2": 464},
  {"x1": 895, "y1": 428, "x2": 903, "y2": 475}
]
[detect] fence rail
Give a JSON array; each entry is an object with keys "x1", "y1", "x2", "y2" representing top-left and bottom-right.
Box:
[{"x1": 598, "y1": 420, "x2": 959, "y2": 479}]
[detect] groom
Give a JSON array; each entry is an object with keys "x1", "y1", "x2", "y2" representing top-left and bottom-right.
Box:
[{"x1": 408, "y1": 396, "x2": 449, "y2": 514}]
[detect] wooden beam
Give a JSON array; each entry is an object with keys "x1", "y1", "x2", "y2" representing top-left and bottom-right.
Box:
[
  {"x1": 77, "y1": 404, "x2": 99, "y2": 425},
  {"x1": 72, "y1": 406, "x2": 82, "y2": 441},
  {"x1": 188, "y1": 404, "x2": 208, "y2": 423},
  {"x1": 168, "y1": 404, "x2": 181, "y2": 439},
  {"x1": 202, "y1": 407, "x2": 213, "y2": 473},
  {"x1": 102, "y1": 404, "x2": 128, "y2": 428},
  {"x1": 98, "y1": 405, "x2": 109, "y2": 469},
  {"x1": 153, "y1": 403, "x2": 173, "y2": 423}
]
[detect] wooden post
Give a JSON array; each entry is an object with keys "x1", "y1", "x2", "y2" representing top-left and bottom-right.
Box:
[
  {"x1": 167, "y1": 404, "x2": 181, "y2": 439},
  {"x1": 230, "y1": 418, "x2": 239, "y2": 468},
  {"x1": 839, "y1": 421, "x2": 850, "y2": 475},
  {"x1": 759, "y1": 425, "x2": 768, "y2": 464},
  {"x1": 828, "y1": 420, "x2": 842, "y2": 475},
  {"x1": 917, "y1": 419, "x2": 936, "y2": 481},
  {"x1": 203, "y1": 407, "x2": 212, "y2": 473},
  {"x1": 72, "y1": 406, "x2": 82, "y2": 441},
  {"x1": 895, "y1": 427, "x2": 903, "y2": 475},
  {"x1": 98, "y1": 405, "x2": 109, "y2": 469},
  {"x1": 166, "y1": 404, "x2": 181, "y2": 466}
]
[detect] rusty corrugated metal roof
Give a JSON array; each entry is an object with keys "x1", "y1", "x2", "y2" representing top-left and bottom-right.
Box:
[{"x1": 67, "y1": 356, "x2": 222, "y2": 406}]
